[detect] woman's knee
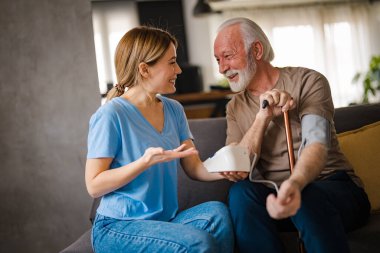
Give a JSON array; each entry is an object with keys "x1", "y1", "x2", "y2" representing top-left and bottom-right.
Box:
[
  {"x1": 178, "y1": 201, "x2": 233, "y2": 252},
  {"x1": 203, "y1": 201, "x2": 230, "y2": 217},
  {"x1": 199, "y1": 201, "x2": 233, "y2": 231},
  {"x1": 186, "y1": 230, "x2": 218, "y2": 253}
]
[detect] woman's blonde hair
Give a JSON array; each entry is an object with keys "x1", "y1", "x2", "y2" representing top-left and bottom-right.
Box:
[{"x1": 106, "y1": 26, "x2": 178, "y2": 101}]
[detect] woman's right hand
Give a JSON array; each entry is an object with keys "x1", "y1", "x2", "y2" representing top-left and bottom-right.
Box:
[
  {"x1": 142, "y1": 144, "x2": 198, "y2": 167},
  {"x1": 85, "y1": 144, "x2": 198, "y2": 198}
]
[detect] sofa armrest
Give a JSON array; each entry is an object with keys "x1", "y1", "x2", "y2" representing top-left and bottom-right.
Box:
[{"x1": 59, "y1": 229, "x2": 92, "y2": 253}]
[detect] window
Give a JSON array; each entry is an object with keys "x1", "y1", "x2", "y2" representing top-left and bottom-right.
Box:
[{"x1": 91, "y1": 1, "x2": 139, "y2": 102}]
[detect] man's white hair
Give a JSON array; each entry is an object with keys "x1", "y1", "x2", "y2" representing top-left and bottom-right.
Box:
[{"x1": 217, "y1": 17, "x2": 274, "y2": 62}]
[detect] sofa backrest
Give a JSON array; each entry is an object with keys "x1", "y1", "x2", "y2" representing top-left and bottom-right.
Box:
[
  {"x1": 334, "y1": 103, "x2": 380, "y2": 133},
  {"x1": 178, "y1": 118, "x2": 233, "y2": 211}
]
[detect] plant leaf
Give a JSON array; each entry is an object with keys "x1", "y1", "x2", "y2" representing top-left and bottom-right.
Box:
[{"x1": 352, "y1": 72, "x2": 361, "y2": 84}]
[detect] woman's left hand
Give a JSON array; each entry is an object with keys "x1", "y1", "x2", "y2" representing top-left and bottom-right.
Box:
[{"x1": 142, "y1": 144, "x2": 198, "y2": 167}]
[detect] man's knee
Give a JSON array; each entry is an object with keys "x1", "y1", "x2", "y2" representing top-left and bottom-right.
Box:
[
  {"x1": 229, "y1": 180, "x2": 268, "y2": 208},
  {"x1": 229, "y1": 180, "x2": 252, "y2": 199},
  {"x1": 292, "y1": 184, "x2": 340, "y2": 231},
  {"x1": 298, "y1": 183, "x2": 331, "y2": 215}
]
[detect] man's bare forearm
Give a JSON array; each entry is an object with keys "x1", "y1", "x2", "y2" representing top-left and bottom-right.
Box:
[
  {"x1": 239, "y1": 113, "x2": 270, "y2": 158},
  {"x1": 289, "y1": 142, "x2": 327, "y2": 190}
]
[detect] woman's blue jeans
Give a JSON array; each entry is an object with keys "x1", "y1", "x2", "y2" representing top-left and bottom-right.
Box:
[
  {"x1": 92, "y1": 201, "x2": 234, "y2": 253},
  {"x1": 229, "y1": 171, "x2": 370, "y2": 253}
]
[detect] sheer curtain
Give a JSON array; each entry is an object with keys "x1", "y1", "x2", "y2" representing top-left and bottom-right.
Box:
[{"x1": 215, "y1": 2, "x2": 372, "y2": 107}]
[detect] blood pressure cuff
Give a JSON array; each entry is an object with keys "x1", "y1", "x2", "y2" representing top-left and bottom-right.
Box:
[{"x1": 298, "y1": 114, "x2": 330, "y2": 157}]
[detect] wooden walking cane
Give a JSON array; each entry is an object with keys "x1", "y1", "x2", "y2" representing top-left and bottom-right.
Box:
[
  {"x1": 283, "y1": 110, "x2": 295, "y2": 173},
  {"x1": 262, "y1": 100, "x2": 305, "y2": 253},
  {"x1": 283, "y1": 110, "x2": 306, "y2": 253}
]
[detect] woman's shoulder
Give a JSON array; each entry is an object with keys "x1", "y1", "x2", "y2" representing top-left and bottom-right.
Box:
[{"x1": 90, "y1": 97, "x2": 128, "y2": 121}]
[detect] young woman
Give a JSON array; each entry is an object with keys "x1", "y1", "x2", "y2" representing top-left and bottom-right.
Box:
[{"x1": 85, "y1": 26, "x2": 234, "y2": 253}]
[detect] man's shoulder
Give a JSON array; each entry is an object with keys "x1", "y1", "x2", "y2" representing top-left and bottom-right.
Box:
[
  {"x1": 228, "y1": 90, "x2": 249, "y2": 106},
  {"x1": 226, "y1": 90, "x2": 257, "y2": 117},
  {"x1": 281, "y1": 66, "x2": 325, "y2": 78},
  {"x1": 280, "y1": 67, "x2": 329, "y2": 90}
]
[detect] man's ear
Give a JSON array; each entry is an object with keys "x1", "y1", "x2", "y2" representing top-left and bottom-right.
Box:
[
  {"x1": 138, "y1": 62, "x2": 149, "y2": 78},
  {"x1": 252, "y1": 41, "x2": 264, "y2": 60}
]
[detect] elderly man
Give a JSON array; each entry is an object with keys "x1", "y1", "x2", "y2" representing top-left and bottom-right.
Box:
[{"x1": 214, "y1": 17, "x2": 370, "y2": 253}]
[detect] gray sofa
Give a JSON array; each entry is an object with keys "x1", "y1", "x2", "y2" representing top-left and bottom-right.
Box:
[{"x1": 61, "y1": 103, "x2": 380, "y2": 253}]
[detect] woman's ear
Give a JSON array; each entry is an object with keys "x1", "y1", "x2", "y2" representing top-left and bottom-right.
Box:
[
  {"x1": 138, "y1": 62, "x2": 149, "y2": 78},
  {"x1": 252, "y1": 41, "x2": 263, "y2": 60}
]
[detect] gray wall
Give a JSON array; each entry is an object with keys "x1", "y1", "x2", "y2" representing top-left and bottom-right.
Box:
[{"x1": 0, "y1": 0, "x2": 100, "y2": 252}]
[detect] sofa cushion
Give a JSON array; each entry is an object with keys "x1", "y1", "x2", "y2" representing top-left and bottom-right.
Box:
[
  {"x1": 348, "y1": 214, "x2": 380, "y2": 253},
  {"x1": 337, "y1": 121, "x2": 380, "y2": 212}
]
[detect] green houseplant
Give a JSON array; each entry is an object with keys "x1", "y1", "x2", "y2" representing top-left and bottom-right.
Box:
[{"x1": 352, "y1": 55, "x2": 380, "y2": 103}]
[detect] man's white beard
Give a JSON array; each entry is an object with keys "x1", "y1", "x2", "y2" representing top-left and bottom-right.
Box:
[{"x1": 226, "y1": 56, "x2": 256, "y2": 92}]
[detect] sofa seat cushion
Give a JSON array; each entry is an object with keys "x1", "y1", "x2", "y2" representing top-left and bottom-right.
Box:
[
  {"x1": 337, "y1": 121, "x2": 380, "y2": 212},
  {"x1": 348, "y1": 214, "x2": 380, "y2": 253}
]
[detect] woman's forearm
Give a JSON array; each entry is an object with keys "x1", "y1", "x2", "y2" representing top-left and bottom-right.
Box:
[{"x1": 85, "y1": 158, "x2": 148, "y2": 198}]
